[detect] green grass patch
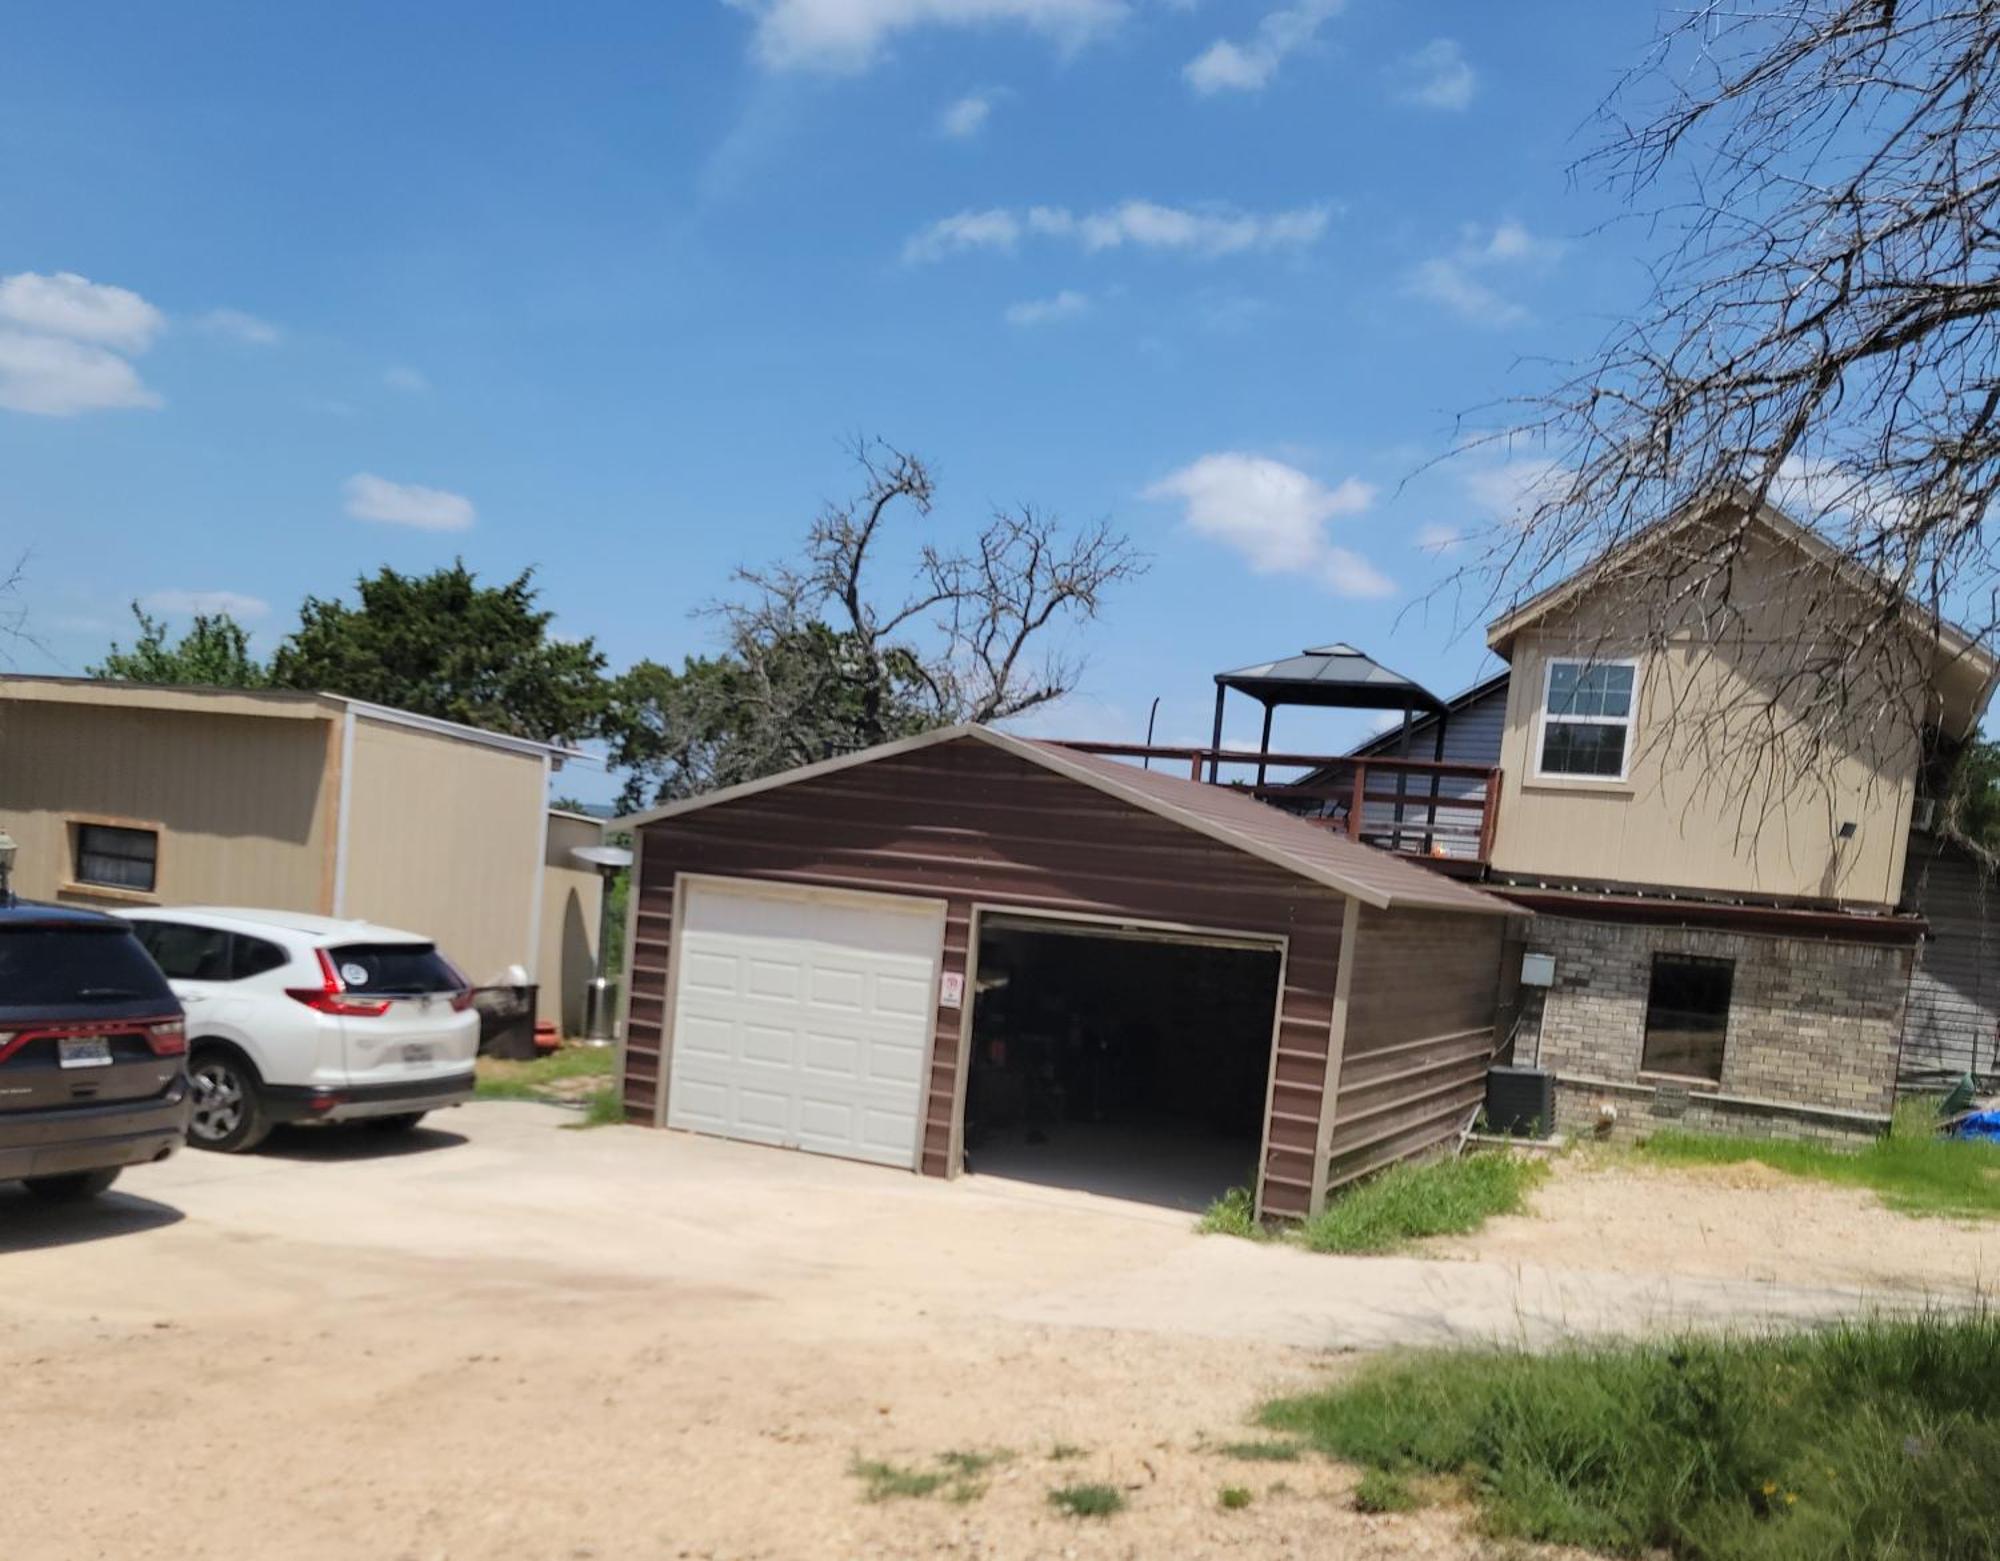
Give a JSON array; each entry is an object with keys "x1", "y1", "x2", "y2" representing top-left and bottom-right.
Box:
[
  {"x1": 1215, "y1": 1439, "x2": 1303, "y2": 1462},
  {"x1": 478, "y1": 1049, "x2": 623, "y2": 1127},
  {"x1": 1046, "y1": 1442, "x2": 1087, "y2": 1462},
  {"x1": 1197, "y1": 1185, "x2": 1267, "y2": 1239},
  {"x1": 1351, "y1": 1468, "x2": 1421, "y2": 1514},
  {"x1": 849, "y1": 1450, "x2": 1009, "y2": 1505},
  {"x1": 1298, "y1": 1153, "x2": 1547, "y2": 1254},
  {"x1": 1637, "y1": 1099, "x2": 2000, "y2": 1218},
  {"x1": 1218, "y1": 1485, "x2": 1253, "y2": 1510},
  {"x1": 1261, "y1": 1312, "x2": 2000, "y2": 1559},
  {"x1": 850, "y1": 1459, "x2": 949, "y2": 1502},
  {"x1": 1048, "y1": 1483, "x2": 1125, "y2": 1519}
]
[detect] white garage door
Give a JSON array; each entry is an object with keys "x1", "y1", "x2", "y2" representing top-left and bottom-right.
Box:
[{"x1": 665, "y1": 879, "x2": 944, "y2": 1169}]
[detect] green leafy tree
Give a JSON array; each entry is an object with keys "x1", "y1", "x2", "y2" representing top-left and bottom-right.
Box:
[
  {"x1": 1943, "y1": 738, "x2": 2000, "y2": 868},
  {"x1": 89, "y1": 604, "x2": 269, "y2": 688},
  {"x1": 270, "y1": 562, "x2": 608, "y2": 744}
]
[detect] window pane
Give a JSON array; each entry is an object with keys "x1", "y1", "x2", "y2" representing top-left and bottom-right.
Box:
[
  {"x1": 0, "y1": 927, "x2": 175, "y2": 1007},
  {"x1": 1539, "y1": 720, "x2": 1627, "y2": 777},
  {"x1": 1642, "y1": 955, "x2": 1734, "y2": 1081},
  {"x1": 232, "y1": 935, "x2": 289, "y2": 981},
  {"x1": 1545, "y1": 662, "x2": 1579, "y2": 714},
  {"x1": 75, "y1": 824, "x2": 158, "y2": 892},
  {"x1": 327, "y1": 942, "x2": 461, "y2": 994},
  {"x1": 142, "y1": 922, "x2": 232, "y2": 981}
]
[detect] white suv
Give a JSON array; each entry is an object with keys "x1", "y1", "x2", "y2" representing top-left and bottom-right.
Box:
[{"x1": 118, "y1": 907, "x2": 479, "y2": 1153}]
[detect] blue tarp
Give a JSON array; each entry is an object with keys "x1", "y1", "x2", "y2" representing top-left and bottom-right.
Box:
[{"x1": 1952, "y1": 1109, "x2": 2000, "y2": 1140}]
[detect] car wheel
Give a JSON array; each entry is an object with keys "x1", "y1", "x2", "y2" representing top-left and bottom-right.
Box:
[
  {"x1": 21, "y1": 1168, "x2": 120, "y2": 1202},
  {"x1": 364, "y1": 1113, "x2": 427, "y2": 1134},
  {"x1": 188, "y1": 1048, "x2": 270, "y2": 1153}
]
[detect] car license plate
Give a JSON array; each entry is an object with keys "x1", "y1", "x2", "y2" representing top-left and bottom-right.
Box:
[
  {"x1": 402, "y1": 1044, "x2": 434, "y2": 1066},
  {"x1": 58, "y1": 1037, "x2": 114, "y2": 1070}
]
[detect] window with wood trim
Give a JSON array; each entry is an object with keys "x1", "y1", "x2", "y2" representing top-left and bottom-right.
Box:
[
  {"x1": 1536, "y1": 658, "x2": 1637, "y2": 780},
  {"x1": 1641, "y1": 953, "x2": 1734, "y2": 1082},
  {"x1": 74, "y1": 823, "x2": 159, "y2": 893}
]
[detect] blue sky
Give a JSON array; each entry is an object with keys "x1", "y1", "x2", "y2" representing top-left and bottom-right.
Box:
[{"x1": 1, "y1": 0, "x2": 1664, "y2": 802}]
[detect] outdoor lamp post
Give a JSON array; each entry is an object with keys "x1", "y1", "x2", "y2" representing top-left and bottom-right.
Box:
[{"x1": 571, "y1": 842, "x2": 634, "y2": 1044}]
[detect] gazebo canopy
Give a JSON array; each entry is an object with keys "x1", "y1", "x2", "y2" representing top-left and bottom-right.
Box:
[{"x1": 1215, "y1": 644, "x2": 1445, "y2": 713}]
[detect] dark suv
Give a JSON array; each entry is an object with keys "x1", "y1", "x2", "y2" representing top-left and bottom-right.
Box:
[{"x1": 0, "y1": 904, "x2": 189, "y2": 1201}]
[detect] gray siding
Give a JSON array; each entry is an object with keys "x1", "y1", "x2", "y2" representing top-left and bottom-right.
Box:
[
  {"x1": 1901, "y1": 833, "x2": 2000, "y2": 1086},
  {"x1": 1352, "y1": 675, "x2": 1509, "y2": 769}
]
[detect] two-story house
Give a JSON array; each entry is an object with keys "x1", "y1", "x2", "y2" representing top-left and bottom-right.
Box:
[{"x1": 1356, "y1": 496, "x2": 1997, "y2": 1143}]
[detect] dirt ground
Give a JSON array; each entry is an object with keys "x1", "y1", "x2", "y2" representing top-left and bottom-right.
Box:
[
  {"x1": 1428, "y1": 1150, "x2": 2000, "y2": 1300},
  {"x1": 1, "y1": 1106, "x2": 1985, "y2": 1561}
]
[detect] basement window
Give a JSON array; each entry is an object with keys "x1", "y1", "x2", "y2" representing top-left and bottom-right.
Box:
[
  {"x1": 1536, "y1": 659, "x2": 1637, "y2": 780},
  {"x1": 1641, "y1": 954, "x2": 1734, "y2": 1083},
  {"x1": 73, "y1": 823, "x2": 159, "y2": 894}
]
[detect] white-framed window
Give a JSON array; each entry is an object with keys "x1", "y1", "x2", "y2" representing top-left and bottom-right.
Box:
[{"x1": 1534, "y1": 658, "x2": 1638, "y2": 780}]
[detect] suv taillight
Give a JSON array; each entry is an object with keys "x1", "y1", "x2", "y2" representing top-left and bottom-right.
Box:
[
  {"x1": 286, "y1": 950, "x2": 392, "y2": 1019},
  {"x1": 145, "y1": 1019, "x2": 187, "y2": 1056}
]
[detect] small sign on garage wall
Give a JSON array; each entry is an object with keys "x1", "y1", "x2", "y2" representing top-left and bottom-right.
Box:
[{"x1": 939, "y1": 971, "x2": 965, "y2": 1009}]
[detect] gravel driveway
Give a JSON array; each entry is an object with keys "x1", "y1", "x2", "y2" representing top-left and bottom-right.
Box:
[{"x1": 0, "y1": 1103, "x2": 1939, "y2": 1560}]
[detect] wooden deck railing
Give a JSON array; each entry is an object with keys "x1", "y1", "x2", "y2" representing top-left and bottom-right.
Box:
[{"x1": 1052, "y1": 742, "x2": 1501, "y2": 865}]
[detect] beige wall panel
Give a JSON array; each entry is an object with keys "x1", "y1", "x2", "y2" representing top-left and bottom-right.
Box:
[
  {"x1": 340, "y1": 717, "x2": 547, "y2": 984},
  {"x1": 539, "y1": 812, "x2": 604, "y2": 1031},
  {"x1": 0, "y1": 700, "x2": 329, "y2": 910},
  {"x1": 1489, "y1": 529, "x2": 1920, "y2": 906}
]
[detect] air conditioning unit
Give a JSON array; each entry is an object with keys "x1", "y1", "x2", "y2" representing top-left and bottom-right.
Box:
[{"x1": 1484, "y1": 1065, "x2": 1555, "y2": 1139}]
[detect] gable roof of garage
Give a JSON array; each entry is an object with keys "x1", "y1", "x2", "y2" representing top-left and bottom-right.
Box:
[{"x1": 618, "y1": 724, "x2": 1520, "y2": 917}]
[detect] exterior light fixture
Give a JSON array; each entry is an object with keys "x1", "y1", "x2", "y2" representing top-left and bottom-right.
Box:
[{"x1": 0, "y1": 829, "x2": 16, "y2": 904}]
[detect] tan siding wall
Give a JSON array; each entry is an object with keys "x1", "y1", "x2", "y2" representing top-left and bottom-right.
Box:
[
  {"x1": 341, "y1": 718, "x2": 548, "y2": 985},
  {"x1": 1490, "y1": 530, "x2": 1920, "y2": 906},
  {"x1": 539, "y1": 813, "x2": 604, "y2": 1032},
  {"x1": 1327, "y1": 907, "x2": 1507, "y2": 1188},
  {"x1": 0, "y1": 700, "x2": 331, "y2": 910},
  {"x1": 624, "y1": 737, "x2": 1349, "y2": 1219}
]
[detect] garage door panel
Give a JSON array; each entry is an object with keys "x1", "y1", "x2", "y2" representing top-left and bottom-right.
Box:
[{"x1": 666, "y1": 881, "x2": 941, "y2": 1170}]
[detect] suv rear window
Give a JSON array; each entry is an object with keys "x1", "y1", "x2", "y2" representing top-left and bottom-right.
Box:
[
  {"x1": 328, "y1": 943, "x2": 462, "y2": 995},
  {"x1": 0, "y1": 925, "x2": 176, "y2": 1009}
]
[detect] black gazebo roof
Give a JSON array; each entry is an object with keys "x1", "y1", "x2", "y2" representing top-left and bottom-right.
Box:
[{"x1": 1214, "y1": 644, "x2": 1445, "y2": 713}]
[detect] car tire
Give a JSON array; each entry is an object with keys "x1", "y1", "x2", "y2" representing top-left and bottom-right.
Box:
[
  {"x1": 364, "y1": 1113, "x2": 427, "y2": 1134},
  {"x1": 21, "y1": 1168, "x2": 120, "y2": 1202},
  {"x1": 187, "y1": 1047, "x2": 270, "y2": 1154}
]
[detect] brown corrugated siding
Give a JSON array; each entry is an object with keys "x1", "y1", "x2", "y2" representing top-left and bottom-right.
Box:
[
  {"x1": 621, "y1": 737, "x2": 1347, "y2": 1216},
  {"x1": 1326, "y1": 906, "x2": 1507, "y2": 1189}
]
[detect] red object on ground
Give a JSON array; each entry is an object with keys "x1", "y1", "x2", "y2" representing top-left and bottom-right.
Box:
[{"x1": 533, "y1": 1020, "x2": 561, "y2": 1053}]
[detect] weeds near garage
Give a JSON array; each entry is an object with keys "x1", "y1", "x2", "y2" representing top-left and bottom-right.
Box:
[
  {"x1": 1047, "y1": 1482, "x2": 1124, "y2": 1519},
  {"x1": 1351, "y1": 1469, "x2": 1420, "y2": 1513},
  {"x1": 562, "y1": 1085, "x2": 626, "y2": 1130},
  {"x1": 1046, "y1": 1441, "x2": 1088, "y2": 1462},
  {"x1": 1218, "y1": 1485, "x2": 1252, "y2": 1511},
  {"x1": 1196, "y1": 1185, "x2": 1266, "y2": 1239},
  {"x1": 1260, "y1": 1311, "x2": 2000, "y2": 1559},
  {"x1": 1637, "y1": 1098, "x2": 2000, "y2": 1218},
  {"x1": 475, "y1": 1047, "x2": 616, "y2": 1102},
  {"x1": 1298, "y1": 1153, "x2": 1546, "y2": 1254}
]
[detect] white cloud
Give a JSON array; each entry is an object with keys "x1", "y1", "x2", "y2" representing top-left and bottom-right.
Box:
[
  {"x1": 342, "y1": 473, "x2": 476, "y2": 532},
  {"x1": 196, "y1": 308, "x2": 282, "y2": 345},
  {"x1": 1392, "y1": 38, "x2": 1475, "y2": 111},
  {"x1": 1415, "y1": 523, "x2": 1465, "y2": 556},
  {"x1": 1462, "y1": 455, "x2": 1568, "y2": 526},
  {"x1": 1004, "y1": 289, "x2": 1091, "y2": 326},
  {"x1": 906, "y1": 199, "x2": 1330, "y2": 263},
  {"x1": 1184, "y1": 0, "x2": 1346, "y2": 95},
  {"x1": 903, "y1": 208, "x2": 1023, "y2": 263},
  {"x1": 383, "y1": 365, "x2": 430, "y2": 393},
  {"x1": 1405, "y1": 220, "x2": 1561, "y2": 328},
  {"x1": 140, "y1": 589, "x2": 271, "y2": 620},
  {"x1": 0, "y1": 329, "x2": 160, "y2": 416},
  {"x1": 732, "y1": 0, "x2": 1126, "y2": 72},
  {"x1": 0, "y1": 271, "x2": 164, "y2": 352},
  {"x1": 940, "y1": 93, "x2": 993, "y2": 137},
  {"x1": 1145, "y1": 451, "x2": 1392, "y2": 598}
]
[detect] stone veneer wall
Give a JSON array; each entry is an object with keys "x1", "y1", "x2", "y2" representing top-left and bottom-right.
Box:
[{"x1": 1516, "y1": 914, "x2": 1914, "y2": 1145}]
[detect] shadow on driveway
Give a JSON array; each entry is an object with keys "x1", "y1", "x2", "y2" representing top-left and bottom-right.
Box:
[
  {"x1": 254, "y1": 1123, "x2": 470, "y2": 1162},
  {"x1": 0, "y1": 1187, "x2": 185, "y2": 1253}
]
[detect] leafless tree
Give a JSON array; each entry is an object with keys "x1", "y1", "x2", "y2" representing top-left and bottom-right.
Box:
[
  {"x1": 1454, "y1": 0, "x2": 2000, "y2": 828},
  {"x1": 725, "y1": 437, "x2": 1144, "y2": 739}
]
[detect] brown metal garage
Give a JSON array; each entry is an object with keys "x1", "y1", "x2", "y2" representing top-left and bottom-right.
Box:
[{"x1": 615, "y1": 726, "x2": 1521, "y2": 1219}]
